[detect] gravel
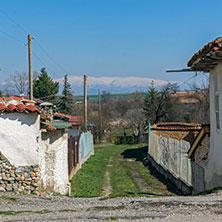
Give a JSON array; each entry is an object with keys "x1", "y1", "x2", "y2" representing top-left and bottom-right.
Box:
[{"x1": 1, "y1": 193, "x2": 222, "y2": 221}]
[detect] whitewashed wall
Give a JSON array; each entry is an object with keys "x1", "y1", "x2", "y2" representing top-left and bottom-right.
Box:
[
  {"x1": 40, "y1": 130, "x2": 69, "y2": 195},
  {"x1": 206, "y1": 62, "x2": 222, "y2": 189},
  {"x1": 0, "y1": 113, "x2": 40, "y2": 166}
]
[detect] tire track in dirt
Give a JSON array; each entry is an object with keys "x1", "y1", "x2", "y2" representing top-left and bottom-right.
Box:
[
  {"x1": 124, "y1": 160, "x2": 151, "y2": 193},
  {"x1": 102, "y1": 157, "x2": 112, "y2": 197}
]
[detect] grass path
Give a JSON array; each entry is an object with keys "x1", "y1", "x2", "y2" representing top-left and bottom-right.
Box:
[{"x1": 71, "y1": 144, "x2": 176, "y2": 197}]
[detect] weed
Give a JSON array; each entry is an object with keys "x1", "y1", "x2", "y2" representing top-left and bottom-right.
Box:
[
  {"x1": 0, "y1": 195, "x2": 17, "y2": 201},
  {"x1": 0, "y1": 210, "x2": 32, "y2": 215}
]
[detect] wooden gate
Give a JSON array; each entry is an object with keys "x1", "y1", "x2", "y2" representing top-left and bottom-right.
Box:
[{"x1": 68, "y1": 136, "x2": 80, "y2": 178}]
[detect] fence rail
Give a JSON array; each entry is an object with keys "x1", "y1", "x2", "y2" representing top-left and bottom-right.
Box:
[
  {"x1": 148, "y1": 130, "x2": 192, "y2": 186},
  {"x1": 68, "y1": 135, "x2": 80, "y2": 177}
]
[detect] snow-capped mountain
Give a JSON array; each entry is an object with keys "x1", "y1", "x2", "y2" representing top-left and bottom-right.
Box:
[{"x1": 55, "y1": 76, "x2": 176, "y2": 95}]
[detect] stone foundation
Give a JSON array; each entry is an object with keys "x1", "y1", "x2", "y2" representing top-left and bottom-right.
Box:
[{"x1": 0, "y1": 152, "x2": 40, "y2": 194}]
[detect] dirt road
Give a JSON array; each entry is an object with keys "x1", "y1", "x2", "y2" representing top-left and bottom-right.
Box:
[{"x1": 1, "y1": 193, "x2": 222, "y2": 221}]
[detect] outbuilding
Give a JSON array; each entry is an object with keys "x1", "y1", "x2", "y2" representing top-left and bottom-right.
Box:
[{"x1": 188, "y1": 37, "x2": 222, "y2": 190}]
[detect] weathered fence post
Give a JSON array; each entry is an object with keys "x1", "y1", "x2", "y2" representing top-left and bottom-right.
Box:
[
  {"x1": 168, "y1": 138, "x2": 171, "y2": 169},
  {"x1": 179, "y1": 140, "x2": 183, "y2": 178},
  {"x1": 174, "y1": 139, "x2": 177, "y2": 175},
  {"x1": 159, "y1": 135, "x2": 162, "y2": 164}
]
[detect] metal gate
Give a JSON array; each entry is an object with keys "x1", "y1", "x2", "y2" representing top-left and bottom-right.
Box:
[{"x1": 68, "y1": 136, "x2": 80, "y2": 177}]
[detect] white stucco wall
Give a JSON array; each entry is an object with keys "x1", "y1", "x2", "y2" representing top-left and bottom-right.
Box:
[
  {"x1": 0, "y1": 113, "x2": 40, "y2": 166},
  {"x1": 205, "y1": 62, "x2": 222, "y2": 189},
  {"x1": 40, "y1": 130, "x2": 69, "y2": 195}
]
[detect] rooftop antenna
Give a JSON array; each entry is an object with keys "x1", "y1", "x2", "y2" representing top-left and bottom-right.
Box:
[{"x1": 166, "y1": 68, "x2": 192, "y2": 73}]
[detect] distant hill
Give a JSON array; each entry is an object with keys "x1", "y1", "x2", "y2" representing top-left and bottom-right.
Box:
[
  {"x1": 55, "y1": 76, "x2": 176, "y2": 95},
  {"x1": 75, "y1": 92, "x2": 146, "y2": 103}
]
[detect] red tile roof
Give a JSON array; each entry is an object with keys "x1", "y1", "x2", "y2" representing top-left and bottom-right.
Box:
[
  {"x1": 53, "y1": 112, "x2": 72, "y2": 120},
  {"x1": 170, "y1": 91, "x2": 203, "y2": 104},
  {"x1": 188, "y1": 37, "x2": 222, "y2": 72},
  {"x1": 0, "y1": 96, "x2": 40, "y2": 114},
  {"x1": 0, "y1": 103, "x2": 40, "y2": 114},
  {"x1": 12, "y1": 96, "x2": 23, "y2": 101},
  {"x1": 41, "y1": 122, "x2": 57, "y2": 131},
  {"x1": 68, "y1": 116, "x2": 83, "y2": 125},
  {"x1": 0, "y1": 96, "x2": 23, "y2": 101},
  {"x1": 40, "y1": 112, "x2": 52, "y2": 121}
]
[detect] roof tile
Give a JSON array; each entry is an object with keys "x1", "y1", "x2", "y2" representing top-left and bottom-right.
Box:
[
  {"x1": 188, "y1": 37, "x2": 222, "y2": 71},
  {"x1": 0, "y1": 103, "x2": 7, "y2": 112},
  {"x1": 7, "y1": 104, "x2": 18, "y2": 112},
  {"x1": 0, "y1": 103, "x2": 40, "y2": 114},
  {"x1": 12, "y1": 96, "x2": 22, "y2": 101}
]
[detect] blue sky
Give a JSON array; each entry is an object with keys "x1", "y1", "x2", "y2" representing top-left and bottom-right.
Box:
[{"x1": 0, "y1": 0, "x2": 220, "y2": 86}]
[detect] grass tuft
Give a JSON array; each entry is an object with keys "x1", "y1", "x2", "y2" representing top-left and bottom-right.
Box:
[{"x1": 0, "y1": 195, "x2": 17, "y2": 201}]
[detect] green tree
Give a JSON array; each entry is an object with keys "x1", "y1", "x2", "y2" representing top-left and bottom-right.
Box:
[
  {"x1": 33, "y1": 67, "x2": 59, "y2": 101},
  {"x1": 58, "y1": 74, "x2": 74, "y2": 114},
  {"x1": 0, "y1": 89, "x2": 2, "y2": 97}
]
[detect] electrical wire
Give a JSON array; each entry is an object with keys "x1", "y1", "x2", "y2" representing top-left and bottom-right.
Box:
[
  {"x1": 32, "y1": 52, "x2": 57, "y2": 75},
  {"x1": 0, "y1": 29, "x2": 25, "y2": 44},
  {"x1": 178, "y1": 73, "x2": 198, "y2": 87},
  {"x1": 33, "y1": 37, "x2": 68, "y2": 74},
  {"x1": 0, "y1": 8, "x2": 69, "y2": 75},
  {"x1": 0, "y1": 8, "x2": 28, "y2": 34}
]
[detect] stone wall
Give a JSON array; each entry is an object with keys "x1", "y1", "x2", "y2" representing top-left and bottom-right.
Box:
[{"x1": 0, "y1": 152, "x2": 39, "y2": 194}]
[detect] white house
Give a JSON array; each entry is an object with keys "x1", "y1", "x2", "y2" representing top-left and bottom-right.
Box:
[
  {"x1": 0, "y1": 96, "x2": 70, "y2": 195},
  {"x1": 188, "y1": 37, "x2": 222, "y2": 190}
]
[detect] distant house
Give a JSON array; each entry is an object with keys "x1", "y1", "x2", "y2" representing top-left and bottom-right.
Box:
[
  {"x1": 187, "y1": 37, "x2": 222, "y2": 190},
  {"x1": 170, "y1": 91, "x2": 204, "y2": 117},
  {"x1": 53, "y1": 112, "x2": 83, "y2": 130}
]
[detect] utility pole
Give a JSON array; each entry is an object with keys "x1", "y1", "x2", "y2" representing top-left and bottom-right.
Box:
[
  {"x1": 84, "y1": 75, "x2": 87, "y2": 131},
  {"x1": 98, "y1": 88, "x2": 102, "y2": 142},
  {"x1": 28, "y1": 34, "x2": 33, "y2": 100}
]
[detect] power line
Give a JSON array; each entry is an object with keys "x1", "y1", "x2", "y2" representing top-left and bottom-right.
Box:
[
  {"x1": 32, "y1": 52, "x2": 55, "y2": 74},
  {"x1": 178, "y1": 73, "x2": 198, "y2": 87},
  {"x1": 33, "y1": 37, "x2": 68, "y2": 74},
  {"x1": 0, "y1": 8, "x2": 28, "y2": 34},
  {"x1": 0, "y1": 29, "x2": 25, "y2": 44},
  {"x1": 0, "y1": 8, "x2": 69, "y2": 75}
]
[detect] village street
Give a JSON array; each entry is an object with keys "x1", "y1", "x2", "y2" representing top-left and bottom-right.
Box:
[
  {"x1": 1, "y1": 192, "x2": 222, "y2": 221},
  {"x1": 1, "y1": 144, "x2": 222, "y2": 222}
]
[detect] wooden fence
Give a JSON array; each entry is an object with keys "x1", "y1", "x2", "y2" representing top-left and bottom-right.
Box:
[{"x1": 68, "y1": 135, "x2": 80, "y2": 178}]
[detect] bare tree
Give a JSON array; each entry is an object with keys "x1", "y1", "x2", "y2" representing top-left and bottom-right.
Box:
[
  {"x1": 5, "y1": 72, "x2": 28, "y2": 96},
  {"x1": 143, "y1": 82, "x2": 179, "y2": 124},
  {"x1": 188, "y1": 80, "x2": 210, "y2": 124}
]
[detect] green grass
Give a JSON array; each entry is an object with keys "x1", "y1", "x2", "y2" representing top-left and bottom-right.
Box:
[
  {"x1": 75, "y1": 93, "x2": 145, "y2": 103},
  {"x1": 71, "y1": 145, "x2": 112, "y2": 197},
  {"x1": 34, "y1": 209, "x2": 51, "y2": 214},
  {"x1": 111, "y1": 128, "x2": 133, "y2": 137},
  {"x1": 0, "y1": 209, "x2": 51, "y2": 215},
  {"x1": 71, "y1": 143, "x2": 175, "y2": 197},
  {"x1": 0, "y1": 195, "x2": 17, "y2": 201}
]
